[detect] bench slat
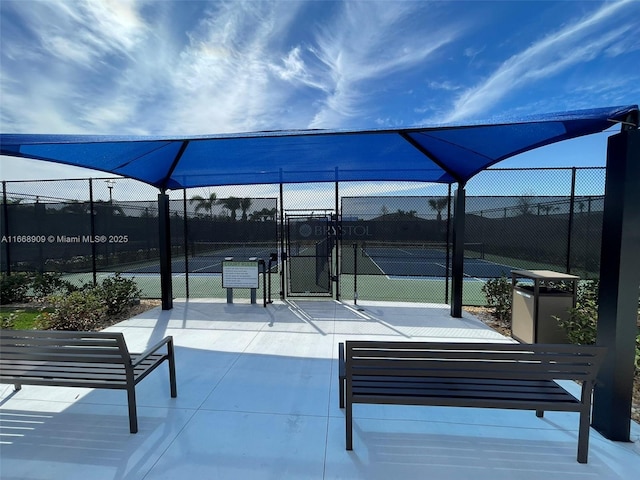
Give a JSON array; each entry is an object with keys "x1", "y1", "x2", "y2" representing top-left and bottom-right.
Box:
[
  {"x1": 352, "y1": 377, "x2": 571, "y2": 393},
  {"x1": 349, "y1": 357, "x2": 600, "y2": 371},
  {"x1": 1, "y1": 330, "x2": 125, "y2": 339},
  {"x1": 3, "y1": 366, "x2": 134, "y2": 381},
  {"x1": 2, "y1": 359, "x2": 126, "y2": 370},
  {"x1": 1, "y1": 336, "x2": 122, "y2": 347},
  {"x1": 353, "y1": 394, "x2": 583, "y2": 412},
  {"x1": 0, "y1": 354, "x2": 166, "y2": 382},
  {"x1": 349, "y1": 365, "x2": 597, "y2": 381},
  {"x1": 352, "y1": 384, "x2": 578, "y2": 404},
  {"x1": 347, "y1": 340, "x2": 598, "y2": 353},
  {"x1": 350, "y1": 346, "x2": 601, "y2": 359},
  {"x1": 1, "y1": 351, "x2": 128, "y2": 364}
]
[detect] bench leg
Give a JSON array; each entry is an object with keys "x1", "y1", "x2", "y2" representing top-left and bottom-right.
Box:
[
  {"x1": 338, "y1": 343, "x2": 345, "y2": 409},
  {"x1": 14, "y1": 383, "x2": 21, "y2": 391},
  {"x1": 127, "y1": 386, "x2": 138, "y2": 433},
  {"x1": 346, "y1": 400, "x2": 353, "y2": 450},
  {"x1": 577, "y1": 408, "x2": 590, "y2": 464},
  {"x1": 167, "y1": 341, "x2": 178, "y2": 398},
  {"x1": 536, "y1": 410, "x2": 544, "y2": 418}
]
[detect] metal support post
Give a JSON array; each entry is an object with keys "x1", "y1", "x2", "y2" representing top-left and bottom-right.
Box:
[
  {"x1": 335, "y1": 181, "x2": 340, "y2": 300},
  {"x1": 2, "y1": 181, "x2": 11, "y2": 274},
  {"x1": 450, "y1": 185, "x2": 466, "y2": 317},
  {"x1": 566, "y1": 167, "x2": 576, "y2": 273},
  {"x1": 183, "y1": 188, "x2": 190, "y2": 299},
  {"x1": 279, "y1": 183, "x2": 286, "y2": 299},
  {"x1": 592, "y1": 127, "x2": 640, "y2": 441},
  {"x1": 158, "y1": 192, "x2": 173, "y2": 310},
  {"x1": 89, "y1": 179, "x2": 97, "y2": 285}
]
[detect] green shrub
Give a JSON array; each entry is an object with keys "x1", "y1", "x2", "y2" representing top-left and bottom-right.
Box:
[
  {"x1": 98, "y1": 273, "x2": 141, "y2": 317},
  {"x1": 1, "y1": 312, "x2": 16, "y2": 329},
  {"x1": 556, "y1": 281, "x2": 599, "y2": 346},
  {"x1": 482, "y1": 275, "x2": 512, "y2": 323},
  {"x1": 36, "y1": 289, "x2": 108, "y2": 331},
  {"x1": 34, "y1": 273, "x2": 141, "y2": 331},
  {"x1": 0, "y1": 272, "x2": 31, "y2": 304},
  {"x1": 557, "y1": 280, "x2": 640, "y2": 374},
  {"x1": 30, "y1": 272, "x2": 78, "y2": 300}
]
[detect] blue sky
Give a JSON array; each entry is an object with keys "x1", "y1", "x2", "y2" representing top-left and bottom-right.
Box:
[{"x1": 1, "y1": 0, "x2": 639, "y2": 184}]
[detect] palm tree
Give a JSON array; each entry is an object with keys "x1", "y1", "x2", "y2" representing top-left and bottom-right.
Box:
[
  {"x1": 265, "y1": 207, "x2": 277, "y2": 221},
  {"x1": 219, "y1": 197, "x2": 242, "y2": 221},
  {"x1": 189, "y1": 192, "x2": 217, "y2": 217},
  {"x1": 428, "y1": 198, "x2": 448, "y2": 222},
  {"x1": 239, "y1": 198, "x2": 252, "y2": 221}
]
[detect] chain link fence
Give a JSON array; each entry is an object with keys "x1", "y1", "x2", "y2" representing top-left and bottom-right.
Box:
[
  {"x1": 1, "y1": 179, "x2": 279, "y2": 299},
  {"x1": 465, "y1": 168, "x2": 605, "y2": 281},
  {"x1": 1, "y1": 167, "x2": 606, "y2": 305}
]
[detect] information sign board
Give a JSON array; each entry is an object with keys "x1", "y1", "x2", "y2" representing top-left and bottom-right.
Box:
[{"x1": 222, "y1": 261, "x2": 259, "y2": 289}]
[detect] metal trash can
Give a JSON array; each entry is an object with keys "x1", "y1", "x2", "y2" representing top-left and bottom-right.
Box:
[{"x1": 511, "y1": 269, "x2": 579, "y2": 344}]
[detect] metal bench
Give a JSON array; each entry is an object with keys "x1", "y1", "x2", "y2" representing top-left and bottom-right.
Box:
[
  {"x1": 0, "y1": 329, "x2": 177, "y2": 433},
  {"x1": 338, "y1": 340, "x2": 605, "y2": 463}
]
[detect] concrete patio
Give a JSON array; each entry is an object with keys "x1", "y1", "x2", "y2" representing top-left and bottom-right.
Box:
[{"x1": 1, "y1": 299, "x2": 639, "y2": 480}]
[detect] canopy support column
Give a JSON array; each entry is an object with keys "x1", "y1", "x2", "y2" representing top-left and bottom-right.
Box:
[
  {"x1": 592, "y1": 127, "x2": 639, "y2": 441},
  {"x1": 279, "y1": 183, "x2": 285, "y2": 300},
  {"x1": 450, "y1": 185, "x2": 466, "y2": 317},
  {"x1": 334, "y1": 181, "x2": 340, "y2": 301},
  {"x1": 158, "y1": 192, "x2": 173, "y2": 310}
]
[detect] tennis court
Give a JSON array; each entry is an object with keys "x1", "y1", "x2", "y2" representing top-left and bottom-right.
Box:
[
  {"x1": 121, "y1": 242, "x2": 278, "y2": 275},
  {"x1": 346, "y1": 241, "x2": 514, "y2": 280},
  {"x1": 94, "y1": 240, "x2": 514, "y2": 305}
]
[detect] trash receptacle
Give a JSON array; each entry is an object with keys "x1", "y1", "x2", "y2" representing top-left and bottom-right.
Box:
[{"x1": 510, "y1": 269, "x2": 579, "y2": 344}]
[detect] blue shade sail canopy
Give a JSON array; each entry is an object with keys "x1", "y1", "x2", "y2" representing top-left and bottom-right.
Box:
[{"x1": 1, "y1": 105, "x2": 637, "y2": 190}]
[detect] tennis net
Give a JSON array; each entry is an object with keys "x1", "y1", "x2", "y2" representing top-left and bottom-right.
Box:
[
  {"x1": 360, "y1": 241, "x2": 484, "y2": 261},
  {"x1": 190, "y1": 241, "x2": 276, "y2": 259}
]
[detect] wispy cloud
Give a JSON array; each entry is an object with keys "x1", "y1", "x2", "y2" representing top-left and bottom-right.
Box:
[
  {"x1": 1, "y1": 0, "x2": 309, "y2": 134},
  {"x1": 442, "y1": 0, "x2": 639, "y2": 123},
  {"x1": 1, "y1": 0, "x2": 636, "y2": 140},
  {"x1": 428, "y1": 81, "x2": 462, "y2": 92},
  {"x1": 303, "y1": 1, "x2": 461, "y2": 128},
  {"x1": 44, "y1": 0, "x2": 147, "y2": 64},
  {"x1": 163, "y1": 1, "x2": 461, "y2": 131},
  {"x1": 0, "y1": 0, "x2": 152, "y2": 133},
  {"x1": 164, "y1": 1, "x2": 313, "y2": 133}
]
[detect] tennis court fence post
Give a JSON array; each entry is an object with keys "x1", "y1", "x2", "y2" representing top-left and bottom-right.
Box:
[
  {"x1": 2, "y1": 181, "x2": 11, "y2": 275},
  {"x1": 89, "y1": 178, "x2": 97, "y2": 286},
  {"x1": 353, "y1": 242, "x2": 358, "y2": 305},
  {"x1": 450, "y1": 185, "x2": 465, "y2": 317}
]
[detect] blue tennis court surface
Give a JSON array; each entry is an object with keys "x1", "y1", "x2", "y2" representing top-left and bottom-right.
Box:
[
  {"x1": 358, "y1": 242, "x2": 514, "y2": 279},
  {"x1": 123, "y1": 244, "x2": 277, "y2": 274},
  {"x1": 121, "y1": 241, "x2": 514, "y2": 281},
  {"x1": 370, "y1": 257, "x2": 513, "y2": 278}
]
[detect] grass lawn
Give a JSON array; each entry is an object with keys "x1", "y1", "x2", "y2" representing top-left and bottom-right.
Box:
[{"x1": 0, "y1": 308, "x2": 44, "y2": 330}]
